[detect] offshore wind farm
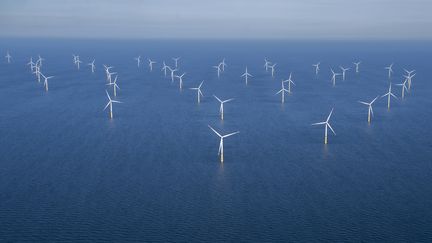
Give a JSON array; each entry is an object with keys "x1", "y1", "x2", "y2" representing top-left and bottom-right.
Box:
[{"x1": 1, "y1": 0, "x2": 432, "y2": 242}]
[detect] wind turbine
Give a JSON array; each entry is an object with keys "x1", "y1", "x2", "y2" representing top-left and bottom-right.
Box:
[
  {"x1": 5, "y1": 51, "x2": 11, "y2": 63},
  {"x1": 381, "y1": 83, "x2": 397, "y2": 110},
  {"x1": 353, "y1": 61, "x2": 361, "y2": 73},
  {"x1": 134, "y1": 56, "x2": 141, "y2": 67},
  {"x1": 330, "y1": 68, "x2": 341, "y2": 86},
  {"x1": 269, "y1": 63, "x2": 277, "y2": 78},
  {"x1": 213, "y1": 64, "x2": 222, "y2": 78},
  {"x1": 189, "y1": 81, "x2": 204, "y2": 103},
  {"x1": 404, "y1": 73, "x2": 416, "y2": 90},
  {"x1": 396, "y1": 79, "x2": 409, "y2": 99},
  {"x1": 37, "y1": 55, "x2": 44, "y2": 67},
  {"x1": 312, "y1": 108, "x2": 336, "y2": 144},
  {"x1": 264, "y1": 58, "x2": 271, "y2": 72},
  {"x1": 161, "y1": 61, "x2": 169, "y2": 76},
  {"x1": 104, "y1": 90, "x2": 121, "y2": 119},
  {"x1": 107, "y1": 75, "x2": 120, "y2": 97},
  {"x1": 220, "y1": 58, "x2": 227, "y2": 72},
  {"x1": 148, "y1": 59, "x2": 156, "y2": 72},
  {"x1": 340, "y1": 66, "x2": 350, "y2": 81},
  {"x1": 283, "y1": 72, "x2": 295, "y2": 93},
  {"x1": 213, "y1": 95, "x2": 234, "y2": 120},
  {"x1": 172, "y1": 57, "x2": 180, "y2": 68},
  {"x1": 174, "y1": 72, "x2": 186, "y2": 90},
  {"x1": 88, "y1": 59, "x2": 96, "y2": 73},
  {"x1": 208, "y1": 125, "x2": 239, "y2": 163},
  {"x1": 27, "y1": 57, "x2": 35, "y2": 72},
  {"x1": 167, "y1": 66, "x2": 178, "y2": 83},
  {"x1": 358, "y1": 96, "x2": 379, "y2": 123},
  {"x1": 241, "y1": 67, "x2": 253, "y2": 85},
  {"x1": 385, "y1": 63, "x2": 394, "y2": 79},
  {"x1": 75, "y1": 57, "x2": 82, "y2": 70},
  {"x1": 276, "y1": 81, "x2": 289, "y2": 103},
  {"x1": 312, "y1": 62, "x2": 320, "y2": 75},
  {"x1": 40, "y1": 73, "x2": 54, "y2": 92}
]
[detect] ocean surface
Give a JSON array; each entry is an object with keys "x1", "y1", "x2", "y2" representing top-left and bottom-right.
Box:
[{"x1": 0, "y1": 39, "x2": 431, "y2": 242}]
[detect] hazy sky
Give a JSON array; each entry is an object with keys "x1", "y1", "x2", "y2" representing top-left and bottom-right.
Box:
[{"x1": 1, "y1": 0, "x2": 431, "y2": 39}]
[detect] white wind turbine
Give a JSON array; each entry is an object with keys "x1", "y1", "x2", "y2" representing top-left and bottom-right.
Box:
[
  {"x1": 134, "y1": 56, "x2": 141, "y2": 67},
  {"x1": 161, "y1": 61, "x2": 169, "y2": 76},
  {"x1": 37, "y1": 55, "x2": 45, "y2": 67},
  {"x1": 330, "y1": 68, "x2": 341, "y2": 86},
  {"x1": 276, "y1": 81, "x2": 289, "y2": 103},
  {"x1": 174, "y1": 72, "x2": 186, "y2": 90},
  {"x1": 312, "y1": 62, "x2": 320, "y2": 75},
  {"x1": 404, "y1": 73, "x2": 416, "y2": 90},
  {"x1": 396, "y1": 79, "x2": 409, "y2": 99},
  {"x1": 5, "y1": 51, "x2": 11, "y2": 63},
  {"x1": 220, "y1": 58, "x2": 227, "y2": 72},
  {"x1": 241, "y1": 67, "x2": 253, "y2": 85},
  {"x1": 208, "y1": 125, "x2": 239, "y2": 163},
  {"x1": 148, "y1": 59, "x2": 156, "y2": 72},
  {"x1": 167, "y1": 66, "x2": 178, "y2": 83},
  {"x1": 353, "y1": 61, "x2": 361, "y2": 73},
  {"x1": 358, "y1": 96, "x2": 379, "y2": 123},
  {"x1": 340, "y1": 66, "x2": 350, "y2": 81},
  {"x1": 88, "y1": 59, "x2": 96, "y2": 73},
  {"x1": 107, "y1": 75, "x2": 120, "y2": 97},
  {"x1": 269, "y1": 63, "x2": 277, "y2": 78},
  {"x1": 213, "y1": 63, "x2": 222, "y2": 78},
  {"x1": 27, "y1": 57, "x2": 35, "y2": 72},
  {"x1": 385, "y1": 63, "x2": 394, "y2": 79},
  {"x1": 264, "y1": 58, "x2": 271, "y2": 72},
  {"x1": 172, "y1": 57, "x2": 180, "y2": 68},
  {"x1": 40, "y1": 73, "x2": 54, "y2": 92},
  {"x1": 312, "y1": 108, "x2": 336, "y2": 144},
  {"x1": 283, "y1": 72, "x2": 295, "y2": 93},
  {"x1": 75, "y1": 57, "x2": 82, "y2": 70},
  {"x1": 213, "y1": 95, "x2": 234, "y2": 120},
  {"x1": 189, "y1": 81, "x2": 204, "y2": 103},
  {"x1": 104, "y1": 90, "x2": 121, "y2": 119},
  {"x1": 381, "y1": 83, "x2": 397, "y2": 110}
]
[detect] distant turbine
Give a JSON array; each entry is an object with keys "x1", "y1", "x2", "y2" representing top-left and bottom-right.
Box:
[
  {"x1": 36, "y1": 55, "x2": 44, "y2": 67},
  {"x1": 358, "y1": 96, "x2": 379, "y2": 123},
  {"x1": 340, "y1": 66, "x2": 350, "y2": 81},
  {"x1": 385, "y1": 63, "x2": 394, "y2": 79},
  {"x1": 330, "y1": 68, "x2": 341, "y2": 86},
  {"x1": 353, "y1": 61, "x2": 361, "y2": 73},
  {"x1": 174, "y1": 72, "x2": 186, "y2": 91},
  {"x1": 404, "y1": 73, "x2": 416, "y2": 90},
  {"x1": 213, "y1": 64, "x2": 222, "y2": 78},
  {"x1": 189, "y1": 81, "x2": 204, "y2": 103},
  {"x1": 276, "y1": 81, "x2": 289, "y2": 103},
  {"x1": 312, "y1": 108, "x2": 336, "y2": 144},
  {"x1": 396, "y1": 79, "x2": 409, "y2": 99},
  {"x1": 5, "y1": 51, "x2": 11, "y2": 63},
  {"x1": 264, "y1": 58, "x2": 271, "y2": 72},
  {"x1": 88, "y1": 59, "x2": 96, "y2": 73},
  {"x1": 134, "y1": 56, "x2": 141, "y2": 67},
  {"x1": 161, "y1": 61, "x2": 169, "y2": 76},
  {"x1": 104, "y1": 90, "x2": 121, "y2": 119},
  {"x1": 75, "y1": 57, "x2": 82, "y2": 70},
  {"x1": 220, "y1": 58, "x2": 227, "y2": 72},
  {"x1": 27, "y1": 57, "x2": 35, "y2": 72},
  {"x1": 241, "y1": 67, "x2": 253, "y2": 85},
  {"x1": 208, "y1": 125, "x2": 239, "y2": 163},
  {"x1": 213, "y1": 95, "x2": 234, "y2": 120},
  {"x1": 148, "y1": 59, "x2": 156, "y2": 72},
  {"x1": 312, "y1": 62, "x2": 320, "y2": 75},
  {"x1": 381, "y1": 83, "x2": 397, "y2": 110},
  {"x1": 40, "y1": 73, "x2": 54, "y2": 92},
  {"x1": 283, "y1": 72, "x2": 295, "y2": 93},
  {"x1": 172, "y1": 57, "x2": 180, "y2": 68},
  {"x1": 167, "y1": 66, "x2": 178, "y2": 83},
  {"x1": 107, "y1": 75, "x2": 120, "y2": 97},
  {"x1": 269, "y1": 63, "x2": 277, "y2": 78}
]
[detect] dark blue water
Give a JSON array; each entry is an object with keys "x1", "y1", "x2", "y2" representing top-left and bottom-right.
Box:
[{"x1": 0, "y1": 39, "x2": 431, "y2": 242}]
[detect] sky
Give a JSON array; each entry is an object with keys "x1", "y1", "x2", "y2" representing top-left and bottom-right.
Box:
[{"x1": 0, "y1": 0, "x2": 431, "y2": 40}]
